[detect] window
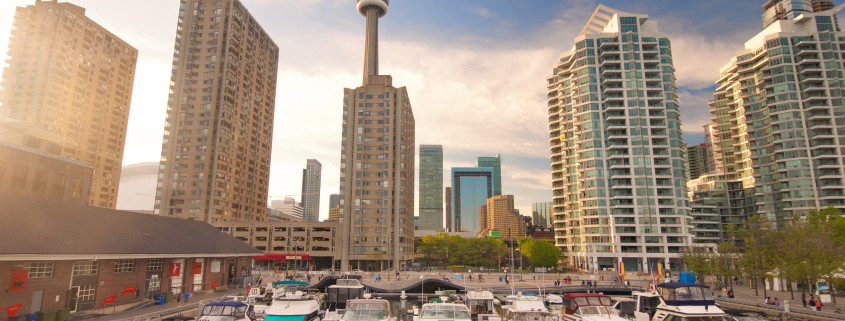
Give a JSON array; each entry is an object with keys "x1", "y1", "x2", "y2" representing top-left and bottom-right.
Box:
[
  {"x1": 114, "y1": 260, "x2": 135, "y2": 273},
  {"x1": 148, "y1": 259, "x2": 163, "y2": 271},
  {"x1": 25, "y1": 262, "x2": 53, "y2": 278},
  {"x1": 72, "y1": 261, "x2": 98, "y2": 276},
  {"x1": 78, "y1": 284, "x2": 95, "y2": 301}
]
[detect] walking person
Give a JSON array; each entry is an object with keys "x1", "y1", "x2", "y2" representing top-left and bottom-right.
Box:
[
  {"x1": 809, "y1": 296, "x2": 816, "y2": 311},
  {"x1": 816, "y1": 297, "x2": 822, "y2": 312},
  {"x1": 801, "y1": 293, "x2": 807, "y2": 309}
]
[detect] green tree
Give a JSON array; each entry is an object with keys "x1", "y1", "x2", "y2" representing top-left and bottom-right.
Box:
[
  {"x1": 681, "y1": 246, "x2": 714, "y2": 285},
  {"x1": 737, "y1": 216, "x2": 777, "y2": 297},
  {"x1": 518, "y1": 239, "x2": 565, "y2": 268}
]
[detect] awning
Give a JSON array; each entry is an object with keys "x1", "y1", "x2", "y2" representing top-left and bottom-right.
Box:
[{"x1": 253, "y1": 253, "x2": 310, "y2": 262}]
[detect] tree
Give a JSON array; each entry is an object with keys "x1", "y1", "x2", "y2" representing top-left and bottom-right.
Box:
[
  {"x1": 681, "y1": 246, "x2": 714, "y2": 285},
  {"x1": 518, "y1": 239, "x2": 565, "y2": 268},
  {"x1": 737, "y1": 216, "x2": 777, "y2": 297}
]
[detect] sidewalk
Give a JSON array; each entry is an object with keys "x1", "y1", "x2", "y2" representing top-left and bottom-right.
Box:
[
  {"x1": 79, "y1": 288, "x2": 246, "y2": 321},
  {"x1": 714, "y1": 280, "x2": 844, "y2": 318}
]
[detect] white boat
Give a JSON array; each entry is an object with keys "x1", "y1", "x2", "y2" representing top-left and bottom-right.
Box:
[
  {"x1": 613, "y1": 291, "x2": 660, "y2": 321},
  {"x1": 501, "y1": 296, "x2": 554, "y2": 321},
  {"x1": 246, "y1": 287, "x2": 274, "y2": 316},
  {"x1": 651, "y1": 282, "x2": 726, "y2": 321},
  {"x1": 465, "y1": 290, "x2": 502, "y2": 321},
  {"x1": 323, "y1": 278, "x2": 367, "y2": 321},
  {"x1": 198, "y1": 302, "x2": 256, "y2": 321},
  {"x1": 560, "y1": 293, "x2": 627, "y2": 321},
  {"x1": 264, "y1": 280, "x2": 323, "y2": 321},
  {"x1": 544, "y1": 294, "x2": 563, "y2": 305},
  {"x1": 339, "y1": 299, "x2": 395, "y2": 321},
  {"x1": 415, "y1": 303, "x2": 472, "y2": 321}
]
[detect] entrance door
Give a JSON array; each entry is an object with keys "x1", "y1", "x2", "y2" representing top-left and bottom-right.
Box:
[
  {"x1": 227, "y1": 262, "x2": 235, "y2": 286},
  {"x1": 68, "y1": 287, "x2": 79, "y2": 312},
  {"x1": 30, "y1": 289, "x2": 44, "y2": 313}
]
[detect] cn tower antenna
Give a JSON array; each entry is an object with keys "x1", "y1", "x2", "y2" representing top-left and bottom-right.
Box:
[{"x1": 357, "y1": 0, "x2": 389, "y2": 84}]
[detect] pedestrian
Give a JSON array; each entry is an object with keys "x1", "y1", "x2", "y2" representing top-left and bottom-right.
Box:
[
  {"x1": 775, "y1": 298, "x2": 780, "y2": 306},
  {"x1": 816, "y1": 297, "x2": 822, "y2": 312},
  {"x1": 765, "y1": 297, "x2": 770, "y2": 305},
  {"x1": 722, "y1": 287, "x2": 727, "y2": 298},
  {"x1": 809, "y1": 296, "x2": 816, "y2": 311},
  {"x1": 801, "y1": 293, "x2": 807, "y2": 309},
  {"x1": 375, "y1": 274, "x2": 379, "y2": 282}
]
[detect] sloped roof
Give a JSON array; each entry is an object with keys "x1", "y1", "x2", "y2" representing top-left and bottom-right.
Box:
[{"x1": 0, "y1": 194, "x2": 261, "y2": 259}]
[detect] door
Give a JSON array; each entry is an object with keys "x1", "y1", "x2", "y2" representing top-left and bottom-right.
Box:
[
  {"x1": 68, "y1": 287, "x2": 79, "y2": 312},
  {"x1": 30, "y1": 289, "x2": 44, "y2": 313}
]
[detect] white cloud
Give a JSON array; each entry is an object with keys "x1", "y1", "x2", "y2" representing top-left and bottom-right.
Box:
[{"x1": 476, "y1": 7, "x2": 492, "y2": 18}]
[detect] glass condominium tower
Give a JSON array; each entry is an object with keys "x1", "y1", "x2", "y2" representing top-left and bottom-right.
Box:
[
  {"x1": 477, "y1": 154, "x2": 502, "y2": 196},
  {"x1": 547, "y1": 5, "x2": 692, "y2": 273},
  {"x1": 451, "y1": 167, "x2": 493, "y2": 233},
  {"x1": 418, "y1": 145, "x2": 443, "y2": 231},
  {"x1": 707, "y1": 4, "x2": 845, "y2": 227}
]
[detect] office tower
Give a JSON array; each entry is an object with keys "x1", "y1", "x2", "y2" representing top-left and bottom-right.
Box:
[
  {"x1": 445, "y1": 187, "x2": 452, "y2": 231},
  {"x1": 706, "y1": 4, "x2": 845, "y2": 227},
  {"x1": 301, "y1": 159, "x2": 322, "y2": 222},
  {"x1": 481, "y1": 195, "x2": 525, "y2": 239},
  {"x1": 329, "y1": 193, "x2": 341, "y2": 210},
  {"x1": 154, "y1": 0, "x2": 279, "y2": 222},
  {"x1": 419, "y1": 145, "x2": 444, "y2": 231},
  {"x1": 685, "y1": 143, "x2": 713, "y2": 181},
  {"x1": 477, "y1": 154, "x2": 502, "y2": 196},
  {"x1": 270, "y1": 197, "x2": 304, "y2": 219},
  {"x1": 531, "y1": 202, "x2": 553, "y2": 228},
  {"x1": 547, "y1": 5, "x2": 693, "y2": 272},
  {"x1": 762, "y1": 0, "x2": 835, "y2": 28},
  {"x1": 451, "y1": 167, "x2": 494, "y2": 233},
  {"x1": 339, "y1": 0, "x2": 416, "y2": 271},
  {"x1": 0, "y1": 1, "x2": 138, "y2": 209}
]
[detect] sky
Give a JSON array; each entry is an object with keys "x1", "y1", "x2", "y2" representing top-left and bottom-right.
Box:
[{"x1": 0, "y1": 0, "x2": 826, "y2": 221}]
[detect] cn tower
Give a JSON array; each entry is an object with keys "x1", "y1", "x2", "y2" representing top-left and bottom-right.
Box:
[{"x1": 357, "y1": 0, "x2": 388, "y2": 84}]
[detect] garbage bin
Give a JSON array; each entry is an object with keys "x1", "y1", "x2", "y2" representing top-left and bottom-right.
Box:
[
  {"x1": 56, "y1": 309, "x2": 70, "y2": 321},
  {"x1": 26, "y1": 314, "x2": 37, "y2": 321},
  {"x1": 154, "y1": 294, "x2": 165, "y2": 305},
  {"x1": 499, "y1": 277, "x2": 503, "y2": 282}
]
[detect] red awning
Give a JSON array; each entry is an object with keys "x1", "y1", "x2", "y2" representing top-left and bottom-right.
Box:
[{"x1": 252, "y1": 253, "x2": 310, "y2": 262}]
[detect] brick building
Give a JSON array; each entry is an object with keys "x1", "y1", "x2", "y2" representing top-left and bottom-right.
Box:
[{"x1": 0, "y1": 194, "x2": 259, "y2": 316}]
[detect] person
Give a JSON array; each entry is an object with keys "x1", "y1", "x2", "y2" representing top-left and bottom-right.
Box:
[
  {"x1": 816, "y1": 297, "x2": 822, "y2": 312},
  {"x1": 581, "y1": 280, "x2": 586, "y2": 286},
  {"x1": 727, "y1": 289, "x2": 734, "y2": 298},
  {"x1": 468, "y1": 274, "x2": 472, "y2": 281},
  {"x1": 809, "y1": 296, "x2": 816, "y2": 311},
  {"x1": 375, "y1": 274, "x2": 379, "y2": 282},
  {"x1": 722, "y1": 287, "x2": 728, "y2": 298},
  {"x1": 775, "y1": 298, "x2": 780, "y2": 306},
  {"x1": 765, "y1": 297, "x2": 770, "y2": 305},
  {"x1": 801, "y1": 293, "x2": 807, "y2": 309}
]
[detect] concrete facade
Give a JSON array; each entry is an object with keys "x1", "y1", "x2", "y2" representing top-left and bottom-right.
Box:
[
  {"x1": 155, "y1": 0, "x2": 279, "y2": 223},
  {"x1": 0, "y1": 0, "x2": 137, "y2": 209},
  {"x1": 215, "y1": 221, "x2": 341, "y2": 269},
  {"x1": 0, "y1": 141, "x2": 92, "y2": 206}
]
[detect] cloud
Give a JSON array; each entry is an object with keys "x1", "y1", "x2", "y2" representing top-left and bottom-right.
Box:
[
  {"x1": 475, "y1": 7, "x2": 492, "y2": 18},
  {"x1": 677, "y1": 88, "x2": 715, "y2": 138}
]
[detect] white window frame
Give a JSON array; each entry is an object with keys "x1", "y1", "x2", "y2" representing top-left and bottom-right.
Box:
[
  {"x1": 25, "y1": 262, "x2": 54, "y2": 278},
  {"x1": 114, "y1": 260, "x2": 135, "y2": 273},
  {"x1": 72, "y1": 260, "x2": 98, "y2": 276}
]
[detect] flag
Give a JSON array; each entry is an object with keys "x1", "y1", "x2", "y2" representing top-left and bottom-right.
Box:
[
  {"x1": 619, "y1": 262, "x2": 626, "y2": 277},
  {"x1": 9, "y1": 270, "x2": 27, "y2": 292},
  {"x1": 192, "y1": 262, "x2": 203, "y2": 274},
  {"x1": 657, "y1": 263, "x2": 664, "y2": 279},
  {"x1": 169, "y1": 263, "x2": 181, "y2": 277}
]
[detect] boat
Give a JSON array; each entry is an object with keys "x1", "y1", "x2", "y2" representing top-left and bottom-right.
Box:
[
  {"x1": 560, "y1": 293, "x2": 627, "y2": 321},
  {"x1": 415, "y1": 303, "x2": 472, "y2": 321},
  {"x1": 465, "y1": 290, "x2": 502, "y2": 321},
  {"x1": 650, "y1": 282, "x2": 726, "y2": 321},
  {"x1": 322, "y1": 278, "x2": 368, "y2": 321},
  {"x1": 263, "y1": 280, "x2": 323, "y2": 321},
  {"x1": 613, "y1": 291, "x2": 660, "y2": 321},
  {"x1": 338, "y1": 299, "x2": 395, "y2": 321},
  {"x1": 246, "y1": 287, "x2": 274, "y2": 316},
  {"x1": 198, "y1": 301, "x2": 255, "y2": 321},
  {"x1": 544, "y1": 294, "x2": 563, "y2": 306},
  {"x1": 501, "y1": 296, "x2": 553, "y2": 321}
]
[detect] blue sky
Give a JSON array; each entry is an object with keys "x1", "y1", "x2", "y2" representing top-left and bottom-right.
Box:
[{"x1": 0, "y1": 0, "x2": 835, "y2": 220}]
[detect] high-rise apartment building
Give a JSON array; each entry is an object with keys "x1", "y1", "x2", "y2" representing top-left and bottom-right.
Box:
[
  {"x1": 0, "y1": 0, "x2": 138, "y2": 209},
  {"x1": 480, "y1": 195, "x2": 525, "y2": 239},
  {"x1": 547, "y1": 5, "x2": 693, "y2": 272},
  {"x1": 270, "y1": 197, "x2": 304, "y2": 219},
  {"x1": 339, "y1": 0, "x2": 416, "y2": 271},
  {"x1": 329, "y1": 193, "x2": 341, "y2": 210},
  {"x1": 705, "y1": 4, "x2": 845, "y2": 227},
  {"x1": 531, "y1": 202, "x2": 553, "y2": 228},
  {"x1": 419, "y1": 145, "x2": 444, "y2": 231},
  {"x1": 685, "y1": 143, "x2": 714, "y2": 181},
  {"x1": 301, "y1": 159, "x2": 322, "y2": 222},
  {"x1": 762, "y1": 0, "x2": 835, "y2": 28},
  {"x1": 154, "y1": 0, "x2": 279, "y2": 222},
  {"x1": 451, "y1": 167, "x2": 493, "y2": 233},
  {"x1": 477, "y1": 154, "x2": 502, "y2": 196},
  {"x1": 445, "y1": 187, "x2": 452, "y2": 231}
]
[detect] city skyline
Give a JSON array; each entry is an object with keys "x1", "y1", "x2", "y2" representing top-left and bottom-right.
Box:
[{"x1": 0, "y1": 0, "x2": 834, "y2": 219}]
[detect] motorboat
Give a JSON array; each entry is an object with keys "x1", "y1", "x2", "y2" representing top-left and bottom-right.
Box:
[
  {"x1": 651, "y1": 282, "x2": 726, "y2": 321},
  {"x1": 322, "y1": 278, "x2": 367, "y2": 321},
  {"x1": 246, "y1": 287, "x2": 274, "y2": 316},
  {"x1": 544, "y1": 294, "x2": 562, "y2": 306},
  {"x1": 338, "y1": 299, "x2": 395, "y2": 321},
  {"x1": 415, "y1": 303, "x2": 472, "y2": 321},
  {"x1": 264, "y1": 281, "x2": 323, "y2": 321},
  {"x1": 612, "y1": 291, "x2": 660, "y2": 321},
  {"x1": 501, "y1": 296, "x2": 553, "y2": 321},
  {"x1": 465, "y1": 290, "x2": 501, "y2": 321},
  {"x1": 198, "y1": 301, "x2": 256, "y2": 321},
  {"x1": 560, "y1": 293, "x2": 627, "y2": 321}
]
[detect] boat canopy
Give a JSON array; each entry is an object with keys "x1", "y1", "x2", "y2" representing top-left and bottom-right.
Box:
[
  {"x1": 205, "y1": 301, "x2": 249, "y2": 307},
  {"x1": 655, "y1": 282, "x2": 716, "y2": 306},
  {"x1": 275, "y1": 280, "x2": 310, "y2": 286}
]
